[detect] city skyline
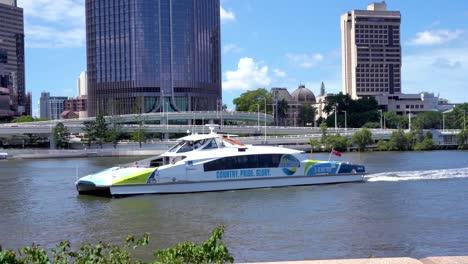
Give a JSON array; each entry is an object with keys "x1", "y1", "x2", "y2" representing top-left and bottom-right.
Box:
[{"x1": 16, "y1": 0, "x2": 468, "y2": 116}]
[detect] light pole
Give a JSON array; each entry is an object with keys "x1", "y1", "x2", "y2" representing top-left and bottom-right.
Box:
[
  {"x1": 165, "y1": 101, "x2": 169, "y2": 129},
  {"x1": 255, "y1": 104, "x2": 260, "y2": 130},
  {"x1": 342, "y1": 110, "x2": 347, "y2": 131},
  {"x1": 334, "y1": 103, "x2": 338, "y2": 130},
  {"x1": 378, "y1": 110, "x2": 383, "y2": 129},
  {"x1": 407, "y1": 109, "x2": 412, "y2": 131},
  {"x1": 260, "y1": 97, "x2": 267, "y2": 142},
  {"x1": 464, "y1": 110, "x2": 466, "y2": 130}
]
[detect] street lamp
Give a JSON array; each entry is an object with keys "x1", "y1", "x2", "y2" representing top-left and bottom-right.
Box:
[
  {"x1": 342, "y1": 110, "x2": 347, "y2": 131},
  {"x1": 165, "y1": 101, "x2": 169, "y2": 129},
  {"x1": 378, "y1": 110, "x2": 383, "y2": 129},
  {"x1": 255, "y1": 104, "x2": 260, "y2": 130},
  {"x1": 334, "y1": 103, "x2": 338, "y2": 130},
  {"x1": 259, "y1": 97, "x2": 267, "y2": 142},
  {"x1": 407, "y1": 109, "x2": 412, "y2": 131}
]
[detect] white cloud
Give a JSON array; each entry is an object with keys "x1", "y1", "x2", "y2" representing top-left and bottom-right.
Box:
[
  {"x1": 432, "y1": 58, "x2": 462, "y2": 69},
  {"x1": 403, "y1": 47, "x2": 468, "y2": 103},
  {"x1": 406, "y1": 29, "x2": 464, "y2": 46},
  {"x1": 220, "y1": 6, "x2": 235, "y2": 24},
  {"x1": 18, "y1": 0, "x2": 86, "y2": 48},
  {"x1": 222, "y1": 57, "x2": 271, "y2": 91},
  {"x1": 18, "y1": 0, "x2": 85, "y2": 25},
  {"x1": 286, "y1": 53, "x2": 324, "y2": 68},
  {"x1": 223, "y1": 44, "x2": 243, "y2": 54},
  {"x1": 273, "y1": 69, "x2": 287, "y2": 78},
  {"x1": 25, "y1": 24, "x2": 85, "y2": 48}
]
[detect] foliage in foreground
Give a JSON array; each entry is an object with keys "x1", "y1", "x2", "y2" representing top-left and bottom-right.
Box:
[{"x1": 0, "y1": 226, "x2": 233, "y2": 264}]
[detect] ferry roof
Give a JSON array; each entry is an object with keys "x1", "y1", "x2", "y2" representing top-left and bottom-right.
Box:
[{"x1": 178, "y1": 133, "x2": 220, "y2": 141}]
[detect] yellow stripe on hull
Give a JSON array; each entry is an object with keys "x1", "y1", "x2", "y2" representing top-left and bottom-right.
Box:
[{"x1": 112, "y1": 168, "x2": 155, "y2": 185}]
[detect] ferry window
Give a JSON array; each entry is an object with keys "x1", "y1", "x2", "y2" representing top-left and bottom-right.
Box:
[
  {"x1": 203, "y1": 139, "x2": 218, "y2": 149},
  {"x1": 204, "y1": 154, "x2": 284, "y2": 172},
  {"x1": 177, "y1": 142, "x2": 194, "y2": 153}
]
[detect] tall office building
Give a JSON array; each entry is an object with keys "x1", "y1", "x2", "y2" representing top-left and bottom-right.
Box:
[
  {"x1": 39, "y1": 92, "x2": 67, "y2": 120},
  {"x1": 0, "y1": 0, "x2": 26, "y2": 118},
  {"x1": 77, "y1": 71, "x2": 87, "y2": 97},
  {"x1": 341, "y1": 1, "x2": 401, "y2": 99},
  {"x1": 85, "y1": 0, "x2": 222, "y2": 117}
]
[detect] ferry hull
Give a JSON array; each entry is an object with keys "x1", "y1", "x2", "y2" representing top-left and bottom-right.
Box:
[
  {"x1": 110, "y1": 174, "x2": 364, "y2": 196},
  {"x1": 76, "y1": 182, "x2": 111, "y2": 196}
]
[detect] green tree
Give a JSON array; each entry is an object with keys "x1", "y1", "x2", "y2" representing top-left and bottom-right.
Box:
[
  {"x1": 446, "y1": 103, "x2": 468, "y2": 129},
  {"x1": 12, "y1": 115, "x2": 49, "y2": 123},
  {"x1": 320, "y1": 121, "x2": 327, "y2": 143},
  {"x1": 325, "y1": 134, "x2": 350, "y2": 152},
  {"x1": 106, "y1": 124, "x2": 122, "y2": 149},
  {"x1": 53, "y1": 122, "x2": 69, "y2": 149},
  {"x1": 94, "y1": 115, "x2": 108, "y2": 148},
  {"x1": 298, "y1": 104, "x2": 316, "y2": 127},
  {"x1": 352, "y1": 128, "x2": 373, "y2": 151},
  {"x1": 388, "y1": 129, "x2": 410, "y2": 151},
  {"x1": 413, "y1": 138, "x2": 434, "y2": 151},
  {"x1": 324, "y1": 93, "x2": 379, "y2": 128},
  {"x1": 412, "y1": 111, "x2": 442, "y2": 129},
  {"x1": 384, "y1": 111, "x2": 408, "y2": 129},
  {"x1": 131, "y1": 126, "x2": 147, "y2": 148},
  {"x1": 320, "y1": 81, "x2": 326, "y2": 96},
  {"x1": 233, "y1": 88, "x2": 272, "y2": 114},
  {"x1": 376, "y1": 139, "x2": 389, "y2": 151},
  {"x1": 458, "y1": 129, "x2": 468, "y2": 149},
  {"x1": 82, "y1": 120, "x2": 96, "y2": 147}
]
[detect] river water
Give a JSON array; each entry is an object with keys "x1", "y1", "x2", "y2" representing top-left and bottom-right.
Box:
[{"x1": 1, "y1": 151, "x2": 468, "y2": 262}]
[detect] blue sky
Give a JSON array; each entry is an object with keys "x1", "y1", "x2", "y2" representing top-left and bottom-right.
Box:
[{"x1": 17, "y1": 0, "x2": 468, "y2": 115}]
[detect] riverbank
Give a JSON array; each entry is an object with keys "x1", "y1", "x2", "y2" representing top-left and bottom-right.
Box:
[
  {"x1": 2, "y1": 148, "x2": 163, "y2": 159},
  {"x1": 244, "y1": 256, "x2": 468, "y2": 263}
]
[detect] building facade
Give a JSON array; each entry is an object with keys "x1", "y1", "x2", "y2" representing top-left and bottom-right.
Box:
[
  {"x1": 271, "y1": 85, "x2": 317, "y2": 127},
  {"x1": 85, "y1": 0, "x2": 222, "y2": 117},
  {"x1": 341, "y1": 1, "x2": 401, "y2": 99},
  {"x1": 39, "y1": 92, "x2": 67, "y2": 120},
  {"x1": 77, "y1": 71, "x2": 87, "y2": 97},
  {"x1": 0, "y1": 0, "x2": 26, "y2": 119}
]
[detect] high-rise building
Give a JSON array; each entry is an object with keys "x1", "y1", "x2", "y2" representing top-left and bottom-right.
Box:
[
  {"x1": 39, "y1": 92, "x2": 67, "y2": 120},
  {"x1": 0, "y1": 0, "x2": 26, "y2": 118},
  {"x1": 77, "y1": 71, "x2": 87, "y2": 97},
  {"x1": 85, "y1": 0, "x2": 222, "y2": 117},
  {"x1": 341, "y1": 1, "x2": 401, "y2": 99}
]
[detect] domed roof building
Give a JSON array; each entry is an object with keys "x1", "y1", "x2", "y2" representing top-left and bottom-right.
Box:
[
  {"x1": 270, "y1": 84, "x2": 318, "y2": 127},
  {"x1": 291, "y1": 85, "x2": 316, "y2": 104}
]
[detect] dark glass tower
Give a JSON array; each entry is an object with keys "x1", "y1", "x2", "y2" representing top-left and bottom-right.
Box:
[
  {"x1": 0, "y1": 0, "x2": 26, "y2": 118},
  {"x1": 86, "y1": 0, "x2": 221, "y2": 116}
]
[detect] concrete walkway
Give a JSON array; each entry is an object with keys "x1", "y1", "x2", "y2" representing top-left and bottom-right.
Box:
[{"x1": 243, "y1": 256, "x2": 468, "y2": 264}]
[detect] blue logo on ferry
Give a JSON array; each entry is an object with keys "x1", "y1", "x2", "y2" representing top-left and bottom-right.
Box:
[{"x1": 279, "y1": 154, "x2": 300, "y2": 175}]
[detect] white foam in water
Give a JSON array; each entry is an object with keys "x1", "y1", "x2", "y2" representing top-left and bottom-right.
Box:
[{"x1": 365, "y1": 167, "x2": 468, "y2": 182}]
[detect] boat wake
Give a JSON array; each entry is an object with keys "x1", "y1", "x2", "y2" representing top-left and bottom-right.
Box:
[{"x1": 365, "y1": 167, "x2": 468, "y2": 182}]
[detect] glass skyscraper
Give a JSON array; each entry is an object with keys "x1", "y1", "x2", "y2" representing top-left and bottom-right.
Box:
[
  {"x1": 86, "y1": 0, "x2": 221, "y2": 117},
  {"x1": 0, "y1": 0, "x2": 26, "y2": 119}
]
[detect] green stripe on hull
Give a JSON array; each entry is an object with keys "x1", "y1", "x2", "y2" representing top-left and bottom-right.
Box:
[{"x1": 112, "y1": 168, "x2": 155, "y2": 185}]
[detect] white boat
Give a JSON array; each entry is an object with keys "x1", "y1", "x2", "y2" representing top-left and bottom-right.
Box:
[
  {"x1": 76, "y1": 126, "x2": 365, "y2": 197},
  {"x1": 0, "y1": 152, "x2": 8, "y2": 160}
]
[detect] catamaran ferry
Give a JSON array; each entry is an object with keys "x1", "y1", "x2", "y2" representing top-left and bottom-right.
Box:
[{"x1": 76, "y1": 126, "x2": 365, "y2": 197}]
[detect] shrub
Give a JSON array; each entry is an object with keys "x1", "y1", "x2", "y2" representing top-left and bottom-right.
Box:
[{"x1": 0, "y1": 226, "x2": 233, "y2": 264}]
